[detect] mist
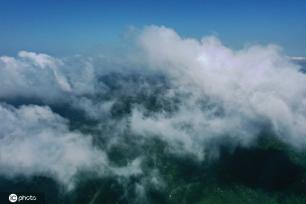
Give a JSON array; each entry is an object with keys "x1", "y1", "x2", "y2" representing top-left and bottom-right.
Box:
[{"x1": 1, "y1": 25, "x2": 306, "y2": 203}]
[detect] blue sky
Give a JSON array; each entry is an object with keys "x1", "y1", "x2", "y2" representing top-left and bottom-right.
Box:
[{"x1": 0, "y1": 0, "x2": 305, "y2": 56}]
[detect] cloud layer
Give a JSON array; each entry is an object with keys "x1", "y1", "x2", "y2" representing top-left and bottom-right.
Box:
[
  {"x1": 0, "y1": 104, "x2": 108, "y2": 188},
  {"x1": 133, "y1": 25, "x2": 306, "y2": 158},
  {"x1": 0, "y1": 26, "x2": 306, "y2": 193}
]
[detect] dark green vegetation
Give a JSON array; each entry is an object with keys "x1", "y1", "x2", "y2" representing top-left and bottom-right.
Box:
[{"x1": 1, "y1": 135, "x2": 306, "y2": 204}]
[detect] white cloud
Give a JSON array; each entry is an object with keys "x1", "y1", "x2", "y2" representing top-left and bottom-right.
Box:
[
  {"x1": 131, "y1": 25, "x2": 306, "y2": 158},
  {"x1": 18, "y1": 51, "x2": 61, "y2": 69},
  {"x1": 0, "y1": 51, "x2": 71, "y2": 101},
  {"x1": 0, "y1": 103, "x2": 142, "y2": 189},
  {"x1": 1, "y1": 26, "x2": 306, "y2": 192},
  {"x1": 0, "y1": 104, "x2": 108, "y2": 188}
]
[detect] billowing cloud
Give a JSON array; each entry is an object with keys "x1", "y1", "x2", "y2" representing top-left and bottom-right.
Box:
[
  {"x1": 1, "y1": 25, "x2": 306, "y2": 196},
  {"x1": 0, "y1": 51, "x2": 103, "y2": 104},
  {"x1": 0, "y1": 103, "x2": 142, "y2": 189},
  {"x1": 0, "y1": 51, "x2": 70, "y2": 101},
  {"x1": 0, "y1": 104, "x2": 105, "y2": 188},
  {"x1": 131, "y1": 25, "x2": 306, "y2": 158}
]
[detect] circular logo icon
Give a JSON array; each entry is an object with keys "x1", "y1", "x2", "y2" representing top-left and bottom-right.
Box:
[{"x1": 9, "y1": 194, "x2": 18, "y2": 203}]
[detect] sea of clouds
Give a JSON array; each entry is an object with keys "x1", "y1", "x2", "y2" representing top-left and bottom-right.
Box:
[{"x1": 0, "y1": 25, "x2": 306, "y2": 191}]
